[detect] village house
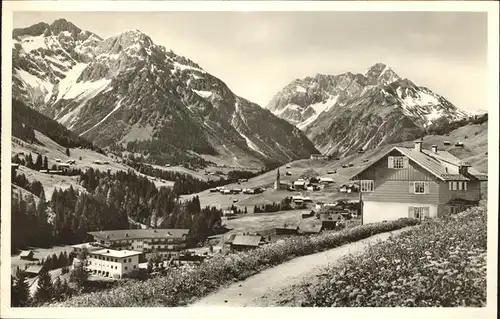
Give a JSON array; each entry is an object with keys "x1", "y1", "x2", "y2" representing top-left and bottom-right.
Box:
[
  {"x1": 86, "y1": 249, "x2": 142, "y2": 279},
  {"x1": 19, "y1": 250, "x2": 34, "y2": 260},
  {"x1": 87, "y1": 228, "x2": 190, "y2": 261},
  {"x1": 298, "y1": 221, "x2": 323, "y2": 234},
  {"x1": 57, "y1": 163, "x2": 70, "y2": 172},
  {"x1": 293, "y1": 179, "x2": 307, "y2": 190},
  {"x1": 310, "y1": 154, "x2": 328, "y2": 160},
  {"x1": 319, "y1": 176, "x2": 335, "y2": 183},
  {"x1": 229, "y1": 235, "x2": 266, "y2": 251},
  {"x1": 71, "y1": 242, "x2": 102, "y2": 254},
  {"x1": 275, "y1": 224, "x2": 299, "y2": 235},
  {"x1": 350, "y1": 141, "x2": 487, "y2": 223},
  {"x1": 24, "y1": 265, "x2": 44, "y2": 278}
]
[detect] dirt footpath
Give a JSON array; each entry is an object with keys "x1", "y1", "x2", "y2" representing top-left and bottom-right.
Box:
[{"x1": 189, "y1": 227, "x2": 412, "y2": 307}]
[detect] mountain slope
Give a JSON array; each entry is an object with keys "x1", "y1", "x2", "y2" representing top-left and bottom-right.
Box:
[
  {"x1": 12, "y1": 19, "x2": 318, "y2": 167},
  {"x1": 267, "y1": 63, "x2": 469, "y2": 156}
]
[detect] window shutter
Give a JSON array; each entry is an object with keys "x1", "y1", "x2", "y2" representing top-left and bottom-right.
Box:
[
  {"x1": 403, "y1": 157, "x2": 409, "y2": 168},
  {"x1": 424, "y1": 182, "x2": 430, "y2": 194},
  {"x1": 423, "y1": 207, "x2": 430, "y2": 218},
  {"x1": 388, "y1": 156, "x2": 394, "y2": 168},
  {"x1": 449, "y1": 182, "x2": 452, "y2": 191},
  {"x1": 464, "y1": 182, "x2": 467, "y2": 190},
  {"x1": 409, "y1": 181, "x2": 415, "y2": 193},
  {"x1": 408, "y1": 206, "x2": 414, "y2": 218}
]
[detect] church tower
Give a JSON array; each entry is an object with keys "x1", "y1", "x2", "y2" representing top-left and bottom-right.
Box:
[{"x1": 274, "y1": 168, "x2": 281, "y2": 190}]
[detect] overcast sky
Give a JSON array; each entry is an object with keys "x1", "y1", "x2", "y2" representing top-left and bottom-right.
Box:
[{"x1": 14, "y1": 11, "x2": 488, "y2": 112}]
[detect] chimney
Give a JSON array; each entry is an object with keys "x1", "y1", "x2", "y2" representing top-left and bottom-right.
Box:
[
  {"x1": 431, "y1": 145, "x2": 438, "y2": 153},
  {"x1": 414, "y1": 140, "x2": 422, "y2": 152},
  {"x1": 458, "y1": 162, "x2": 471, "y2": 175}
]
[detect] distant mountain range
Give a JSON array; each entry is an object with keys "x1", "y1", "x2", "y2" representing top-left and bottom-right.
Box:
[
  {"x1": 266, "y1": 63, "x2": 470, "y2": 156},
  {"x1": 12, "y1": 18, "x2": 475, "y2": 165},
  {"x1": 12, "y1": 19, "x2": 318, "y2": 167}
]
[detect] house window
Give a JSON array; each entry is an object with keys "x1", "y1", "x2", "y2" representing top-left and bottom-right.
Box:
[
  {"x1": 360, "y1": 180, "x2": 374, "y2": 192},
  {"x1": 409, "y1": 206, "x2": 430, "y2": 219},
  {"x1": 129, "y1": 258, "x2": 132, "y2": 262},
  {"x1": 388, "y1": 156, "x2": 408, "y2": 169},
  {"x1": 450, "y1": 206, "x2": 460, "y2": 214},
  {"x1": 449, "y1": 181, "x2": 467, "y2": 191},
  {"x1": 394, "y1": 157, "x2": 405, "y2": 169},
  {"x1": 410, "y1": 181, "x2": 429, "y2": 194},
  {"x1": 125, "y1": 266, "x2": 128, "y2": 271}
]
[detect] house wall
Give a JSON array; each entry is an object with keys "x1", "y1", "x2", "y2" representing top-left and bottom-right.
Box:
[
  {"x1": 356, "y1": 150, "x2": 436, "y2": 181},
  {"x1": 87, "y1": 254, "x2": 140, "y2": 278},
  {"x1": 361, "y1": 180, "x2": 440, "y2": 204},
  {"x1": 438, "y1": 181, "x2": 481, "y2": 203},
  {"x1": 363, "y1": 201, "x2": 438, "y2": 224}
]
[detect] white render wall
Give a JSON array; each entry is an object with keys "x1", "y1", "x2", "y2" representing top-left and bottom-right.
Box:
[
  {"x1": 362, "y1": 201, "x2": 438, "y2": 224},
  {"x1": 87, "y1": 254, "x2": 140, "y2": 278}
]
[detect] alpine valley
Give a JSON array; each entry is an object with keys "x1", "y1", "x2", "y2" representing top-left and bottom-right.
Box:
[
  {"x1": 266, "y1": 63, "x2": 471, "y2": 156},
  {"x1": 12, "y1": 19, "x2": 318, "y2": 168}
]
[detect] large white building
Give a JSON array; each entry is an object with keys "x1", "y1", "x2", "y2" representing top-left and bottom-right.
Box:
[{"x1": 86, "y1": 249, "x2": 142, "y2": 279}]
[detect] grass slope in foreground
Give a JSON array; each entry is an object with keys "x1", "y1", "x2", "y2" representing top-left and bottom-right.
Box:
[
  {"x1": 51, "y1": 218, "x2": 418, "y2": 307},
  {"x1": 289, "y1": 203, "x2": 487, "y2": 307}
]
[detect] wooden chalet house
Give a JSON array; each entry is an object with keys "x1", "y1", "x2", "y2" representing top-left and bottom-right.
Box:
[{"x1": 350, "y1": 140, "x2": 487, "y2": 223}]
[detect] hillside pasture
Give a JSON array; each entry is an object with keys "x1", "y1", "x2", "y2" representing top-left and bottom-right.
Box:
[{"x1": 186, "y1": 122, "x2": 488, "y2": 211}]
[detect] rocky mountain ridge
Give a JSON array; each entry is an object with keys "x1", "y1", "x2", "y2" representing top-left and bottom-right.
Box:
[
  {"x1": 12, "y1": 19, "x2": 318, "y2": 167},
  {"x1": 266, "y1": 63, "x2": 469, "y2": 156}
]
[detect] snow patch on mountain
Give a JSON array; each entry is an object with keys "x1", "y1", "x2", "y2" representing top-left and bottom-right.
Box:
[
  {"x1": 173, "y1": 62, "x2": 206, "y2": 74},
  {"x1": 273, "y1": 104, "x2": 302, "y2": 117},
  {"x1": 19, "y1": 35, "x2": 47, "y2": 53},
  {"x1": 55, "y1": 63, "x2": 111, "y2": 102},
  {"x1": 240, "y1": 133, "x2": 267, "y2": 157},
  {"x1": 193, "y1": 89, "x2": 213, "y2": 98},
  {"x1": 80, "y1": 98, "x2": 126, "y2": 136},
  {"x1": 295, "y1": 86, "x2": 307, "y2": 93},
  {"x1": 15, "y1": 68, "x2": 54, "y2": 103},
  {"x1": 298, "y1": 95, "x2": 339, "y2": 130}
]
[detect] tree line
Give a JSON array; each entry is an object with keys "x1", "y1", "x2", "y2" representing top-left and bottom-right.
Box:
[
  {"x1": 253, "y1": 197, "x2": 296, "y2": 214},
  {"x1": 425, "y1": 113, "x2": 488, "y2": 136},
  {"x1": 12, "y1": 98, "x2": 103, "y2": 152},
  {"x1": 125, "y1": 159, "x2": 264, "y2": 195},
  {"x1": 12, "y1": 152, "x2": 82, "y2": 176}
]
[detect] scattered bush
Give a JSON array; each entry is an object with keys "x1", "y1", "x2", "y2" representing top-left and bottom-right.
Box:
[{"x1": 50, "y1": 217, "x2": 418, "y2": 307}]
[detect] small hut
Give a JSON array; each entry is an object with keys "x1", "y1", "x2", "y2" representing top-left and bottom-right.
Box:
[{"x1": 19, "y1": 250, "x2": 34, "y2": 260}]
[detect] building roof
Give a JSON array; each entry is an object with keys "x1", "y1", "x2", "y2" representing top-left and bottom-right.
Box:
[
  {"x1": 231, "y1": 235, "x2": 263, "y2": 247},
  {"x1": 90, "y1": 249, "x2": 143, "y2": 258},
  {"x1": 276, "y1": 224, "x2": 299, "y2": 230},
  {"x1": 25, "y1": 265, "x2": 44, "y2": 274},
  {"x1": 298, "y1": 222, "x2": 323, "y2": 234},
  {"x1": 19, "y1": 250, "x2": 33, "y2": 257},
  {"x1": 350, "y1": 146, "x2": 487, "y2": 182},
  {"x1": 71, "y1": 242, "x2": 102, "y2": 251},
  {"x1": 88, "y1": 228, "x2": 190, "y2": 241}
]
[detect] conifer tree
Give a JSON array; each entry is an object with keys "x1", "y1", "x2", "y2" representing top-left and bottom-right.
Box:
[{"x1": 34, "y1": 269, "x2": 52, "y2": 304}]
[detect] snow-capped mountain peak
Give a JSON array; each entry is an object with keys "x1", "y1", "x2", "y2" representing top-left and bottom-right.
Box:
[
  {"x1": 12, "y1": 19, "x2": 319, "y2": 166},
  {"x1": 267, "y1": 63, "x2": 469, "y2": 156},
  {"x1": 364, "y1": 62, "x2": 401, "y2": 86}
]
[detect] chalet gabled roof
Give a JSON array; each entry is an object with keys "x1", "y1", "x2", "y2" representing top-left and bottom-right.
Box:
[
  {"x1": 231, "y1": 235, "x2": 263, "y2": 247},
  {"x1": 19, "y1": 250, "x2": 33, "y2": 257},
  {"x1": 350, "y1": 146, "x2": 487, "y2": 182},
  {"x1": 25, "y1": 265, "x2": 44, "y2": 274}
]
